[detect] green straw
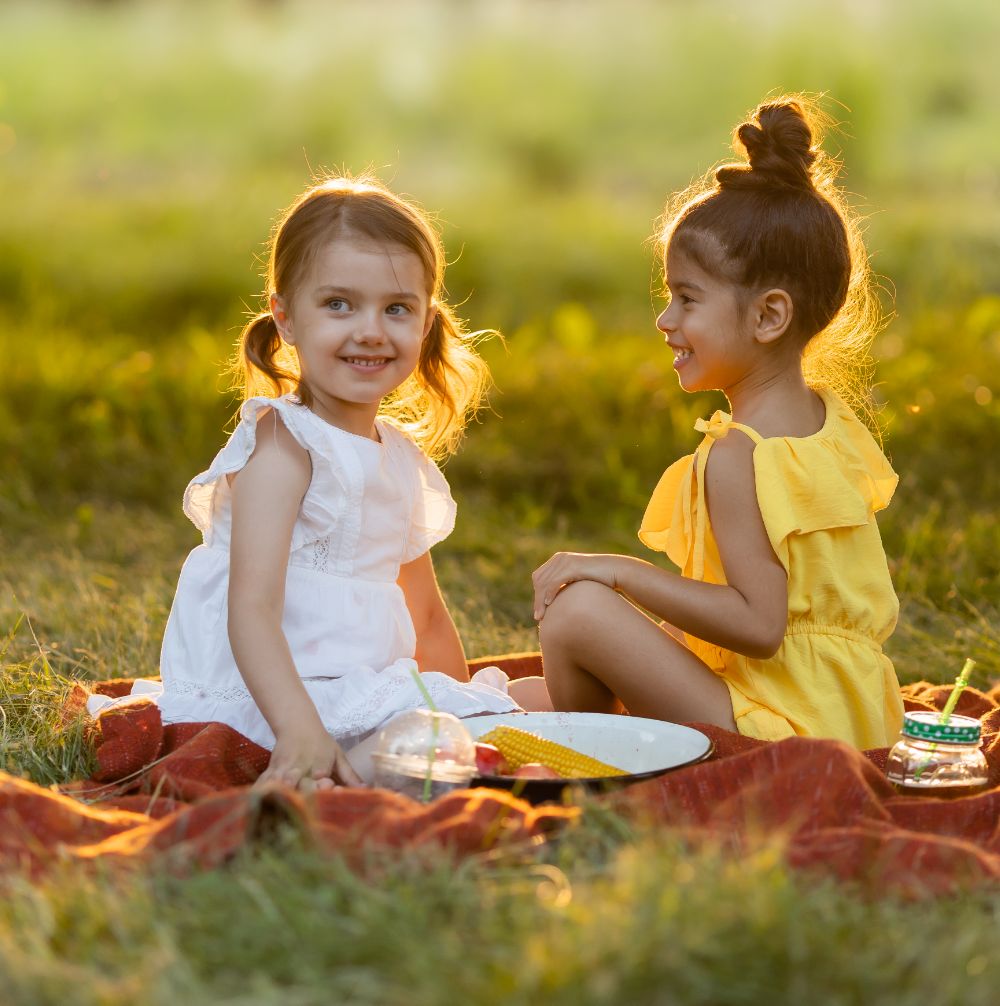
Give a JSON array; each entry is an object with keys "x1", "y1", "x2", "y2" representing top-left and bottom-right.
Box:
[
  {"x1": 913, "y1": 658, "x2": 976, "y2": 782},
  {"x1": 409, "y1": 667, "x2": 440, "y2": 802},
  {"x1": 409, "y1": 666, "x2": 439, "y2": 712},
  {"x1": 937, "y1": 658, "x2": 975, "y2": 724}
]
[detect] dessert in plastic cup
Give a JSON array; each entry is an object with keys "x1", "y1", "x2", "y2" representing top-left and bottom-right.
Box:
[{"x1": 371, "y1": 708, "x2": 476, "y2": 802}]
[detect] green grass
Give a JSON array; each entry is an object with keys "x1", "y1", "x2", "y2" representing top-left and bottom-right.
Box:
[
  {"x1": 2, "y1": 0, "x2": 999, "y2": 1000},
  {"x1": 0, "y1": 829, "x2": 997, "y2": 1006}
]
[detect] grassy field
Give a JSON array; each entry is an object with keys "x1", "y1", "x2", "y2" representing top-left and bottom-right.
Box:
[{"x1": 1, "y1": 0, "x2": 999, "y2": 1002}]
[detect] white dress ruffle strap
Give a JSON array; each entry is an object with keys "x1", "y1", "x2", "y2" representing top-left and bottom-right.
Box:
[{"x1": 109, "y1": 395, "x2": 519, "y2": 750}]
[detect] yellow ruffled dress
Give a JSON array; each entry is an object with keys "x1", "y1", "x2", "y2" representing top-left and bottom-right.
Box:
[{"x1": 638, "y1": 387, "x2": 904, "y2": 748}]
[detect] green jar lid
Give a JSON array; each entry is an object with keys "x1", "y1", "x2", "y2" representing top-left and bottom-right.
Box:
[{"x1": 902, "y1": 710, "x2": 981, "y2": 744}]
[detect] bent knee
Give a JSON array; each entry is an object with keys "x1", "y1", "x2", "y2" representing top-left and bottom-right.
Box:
[{"x1": 540, "y1": 580, "x2": 616, "y2": 640}]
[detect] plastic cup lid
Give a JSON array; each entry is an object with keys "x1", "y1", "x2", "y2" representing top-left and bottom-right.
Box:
[
  {"x1": 374, "y1": 708, "x2": 476, "y2": 766},
  {"x1": 902, "y1": 710, "x2": 981, "y2": 743}
]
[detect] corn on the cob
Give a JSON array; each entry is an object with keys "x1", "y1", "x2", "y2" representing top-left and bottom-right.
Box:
[{"x1": 478, "y1": 725, "x2": 626, "y2": 779}]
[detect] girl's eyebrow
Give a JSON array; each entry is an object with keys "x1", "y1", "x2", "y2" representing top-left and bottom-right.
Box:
[
  {"x1": 315, "y1": 285, "x2": 422, "y2": 302},
  {"x1": 666, "y1": 279, "x2": 705, "y2": 294}
]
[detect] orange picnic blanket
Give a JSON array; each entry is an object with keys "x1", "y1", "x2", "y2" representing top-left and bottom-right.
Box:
[{"x1": 2, "y1": 655, "x2": 997, "y2": 897}]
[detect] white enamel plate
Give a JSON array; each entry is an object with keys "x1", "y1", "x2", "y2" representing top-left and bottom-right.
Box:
[{"x1": 467, "y1": 711, "x2": 713, "y2": 798}]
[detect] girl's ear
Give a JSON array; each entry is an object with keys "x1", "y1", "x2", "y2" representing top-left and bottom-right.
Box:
[
  {"x1": 423, "y1": 303, "x2": 439, "y2": 340},
  {"x1": 751, "y1": 288, "x2": 794, "y2": 345},
  {"x1": 271, "y1": 293, "x2": 294, "y2": 344}
]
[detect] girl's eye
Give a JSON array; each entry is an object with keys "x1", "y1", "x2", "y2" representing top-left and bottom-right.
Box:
[
  {"x1": 386, "y1": 303, "x2": 411, "y2": 316},
  {"x1": 679, "y1": 295, "x2": 694, "y2": 306},
  {"x1": 326, "y1": 298, "x2": 348, "y2": 311}
]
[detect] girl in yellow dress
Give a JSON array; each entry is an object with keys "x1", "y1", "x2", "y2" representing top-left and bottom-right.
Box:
[{"x1": 532, "y1": 95, "x2": 904, "y2": 748}]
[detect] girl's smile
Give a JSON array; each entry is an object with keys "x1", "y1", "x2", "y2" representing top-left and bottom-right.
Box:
[{"x1": 343, "y1": 355, "x2": 392, "y2": 369}]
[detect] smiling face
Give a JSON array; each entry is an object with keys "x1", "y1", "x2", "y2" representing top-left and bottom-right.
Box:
[
  {"x1": 655, "y1": 244, "x2": 757, "y2": 395},
  {"x1": 272, "y1": 237, "x2": 434, "y2": 436}
]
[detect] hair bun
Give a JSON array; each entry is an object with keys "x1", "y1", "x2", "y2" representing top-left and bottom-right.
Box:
[{"x1": 717, "y1": 101, "x2": 817, "y2": 192}]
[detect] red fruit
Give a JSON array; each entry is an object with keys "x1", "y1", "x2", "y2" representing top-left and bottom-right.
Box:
[
  {"x1": 513, "y1": 763, "x2": 561, "y2": 780},
  {"x1": 474, "y1": 742, "x2": 510, "y2": 776}
]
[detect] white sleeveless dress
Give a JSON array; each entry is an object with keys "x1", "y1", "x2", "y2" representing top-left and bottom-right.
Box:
[{"x1": 125, "y1": 395, "x2": 519, "y2": 750}]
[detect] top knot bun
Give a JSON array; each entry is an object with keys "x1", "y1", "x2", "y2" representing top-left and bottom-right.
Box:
[{"x1": 716, "y1": 101, "x2": 817, "y2": 192}]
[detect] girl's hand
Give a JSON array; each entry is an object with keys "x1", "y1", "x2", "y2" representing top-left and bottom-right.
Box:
[
  {"x1": 532, "y1": 552, "x2": 622, "y2": 621},
  {"x1": 256, "y1": 726, "x2": 364, "y2": 791}
]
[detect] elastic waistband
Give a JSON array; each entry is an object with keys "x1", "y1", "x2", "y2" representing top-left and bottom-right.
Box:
[{"x1": 784, "y1": 621, "x2": 883, "y2": 651}]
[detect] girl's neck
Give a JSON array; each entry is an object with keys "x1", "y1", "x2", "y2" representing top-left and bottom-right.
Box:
[
  {"x1": 724, "y1": 367, "x2": 825, "y2": 439},
  {"x1": 304, "y1": 392, "x2": 382, "y2": 442}
]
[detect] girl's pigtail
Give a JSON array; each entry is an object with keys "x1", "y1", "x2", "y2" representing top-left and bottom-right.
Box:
[
  {"x1": 424, "y1": 303, "x2": 492, "y2": 456},
  {"x1": 234, "y1": 310, "x2": 301, "y2": 403},
  {"x1": 382, "y1": 302, "x2": 492, "y2": 459}
]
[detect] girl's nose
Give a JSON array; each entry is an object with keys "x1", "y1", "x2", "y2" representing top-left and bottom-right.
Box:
[
  {"x1": 656, "y1": 306, "x2": 673, "y2": 333},
  {"x1": 357, "y1": 312, "x2": 387, "y2": 343}
]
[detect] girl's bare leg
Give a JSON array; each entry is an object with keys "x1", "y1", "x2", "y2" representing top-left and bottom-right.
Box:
[
  {"x1": 538, "y1": 580, "x2": 737, "y2": 730},
  {"x1": 344, "y1": 732, "x2": 380, "y2": 785},
  {"x1": 508, "y1": 675, "x2": 554, "y2": 712}
]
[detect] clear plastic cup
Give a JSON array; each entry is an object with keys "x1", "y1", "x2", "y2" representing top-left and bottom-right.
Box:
[{"x1": 371, "y1": 708, "x2": 476, "y2": 802}]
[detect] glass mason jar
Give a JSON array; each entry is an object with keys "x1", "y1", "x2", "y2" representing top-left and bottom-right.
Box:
[{"x1": 885, "y1": 710, "x2": 989, "y2": 798}]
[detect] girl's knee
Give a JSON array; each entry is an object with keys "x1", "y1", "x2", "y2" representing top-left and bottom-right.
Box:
[
  {"x1": 508, "y1": 675, "x2": 553, "y2": 712},
  {"x1": 539, "y1": 579, "x2": 615, "y2": 644}
]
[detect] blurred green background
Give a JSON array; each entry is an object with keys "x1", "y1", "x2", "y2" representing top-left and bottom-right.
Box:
[{"x1": 1, "y1": 0, "x2": 998, "y2": 682}]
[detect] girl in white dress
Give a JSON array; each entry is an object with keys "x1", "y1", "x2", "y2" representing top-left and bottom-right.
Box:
[{"x1": 153, "y1": 175, "x2": 525, "y2": 788}]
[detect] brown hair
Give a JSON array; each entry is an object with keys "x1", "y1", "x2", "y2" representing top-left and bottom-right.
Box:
[
  {"x1": 657, "y1": 94, "x2": 885, "y2": 425},
  {"x1": 235, "y1": 174, "x2": 490, "y2": 458}
]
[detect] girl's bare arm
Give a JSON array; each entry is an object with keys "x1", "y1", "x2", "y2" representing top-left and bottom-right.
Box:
[
  {"x1": 397, "y1": 550, "x2": 469, "y2": 681},
  {"x1": 533, "y1": 434, "x2": 787, "y2": 659},
  {"x1": 228, "y1": 409, "x2": 361, "y2": 786}
]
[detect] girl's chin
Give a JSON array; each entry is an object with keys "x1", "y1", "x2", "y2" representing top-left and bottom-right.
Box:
[{"x1": 674, "y1": 370, "x2": 722, "y2": 395}]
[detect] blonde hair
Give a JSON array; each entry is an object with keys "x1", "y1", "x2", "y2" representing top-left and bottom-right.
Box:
[
  {"x1": 235, "y1": 174, "x2": 490, "y2": 458},
  {"x1": 657, "y1": 93, "x2": 886, "y2": 429}
]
